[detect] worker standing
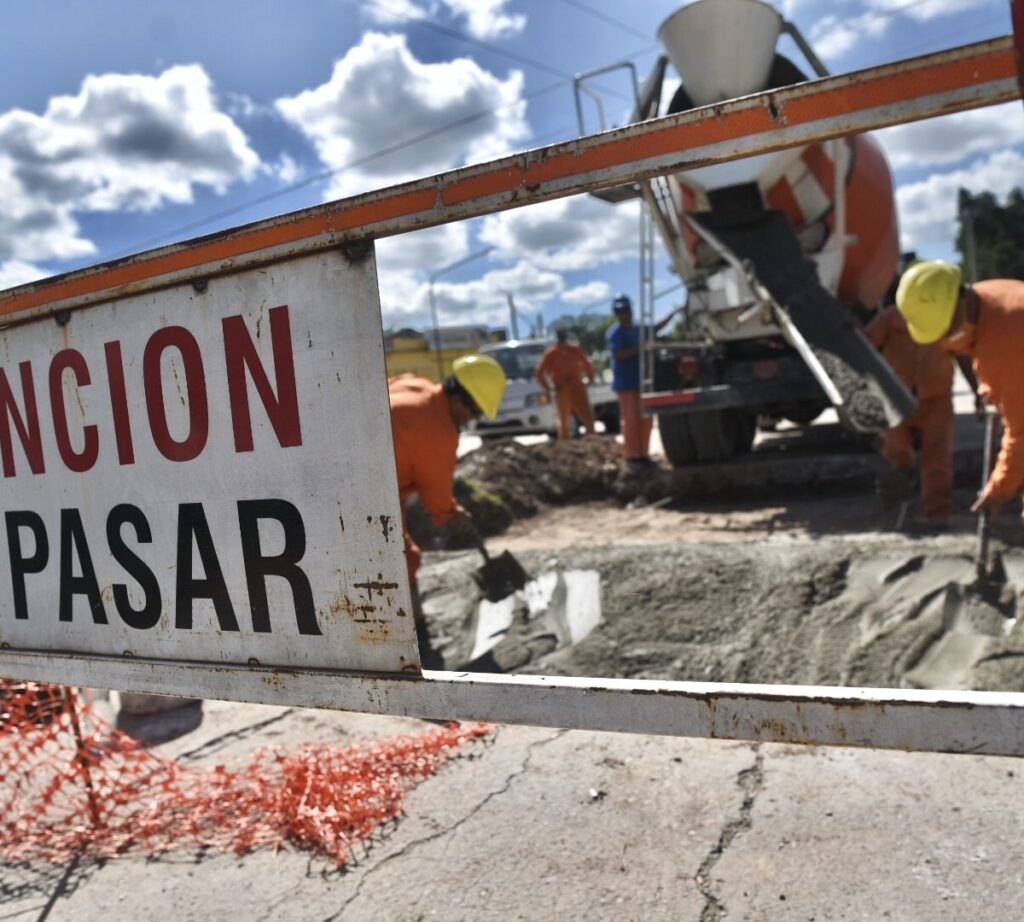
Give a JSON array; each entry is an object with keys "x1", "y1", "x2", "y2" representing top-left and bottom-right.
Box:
[
  {"x1": 605, "y1": 294, "x2": 678, "y2": 468},
  {"x1": 865, "y1": 304, "x2": 955, "y2": 524},
  {"x1": 896, "y1": 262, "x2": 1024, "y2": 518},
  {"x1": 389, "y1": 354, "x2": 507, "y2": 667},
  {"x1": 536, "y1": 328, "x2": 596, "y2": 440}
]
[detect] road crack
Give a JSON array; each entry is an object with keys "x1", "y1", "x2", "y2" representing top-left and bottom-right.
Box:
[
  {"x1": 322, "y1": 728, "x2": 567, "y2": 921},
  {"x1": 697, "y1": 746, "x2": 764, "y2": 922}
]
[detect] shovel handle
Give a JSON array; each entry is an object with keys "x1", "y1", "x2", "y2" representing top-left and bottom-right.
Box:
[{"x1": 468, "y1": 523, "x2": 491, "y2": 562}]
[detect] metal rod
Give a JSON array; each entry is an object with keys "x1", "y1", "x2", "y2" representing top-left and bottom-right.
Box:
[
  {"x1": 0, "y1": 654, "x2": 1022, "y2": 757},
  {"x1": 977, "y1": 410, "x2": 1000, "y2": 576},
  {"x1": 63, "y1": 687, "x2": 102, "y2": 832}
]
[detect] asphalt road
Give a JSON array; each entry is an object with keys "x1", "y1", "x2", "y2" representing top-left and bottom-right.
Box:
[{"x1": 4, "y1": 699, "x2": 1022, "y2": 922}]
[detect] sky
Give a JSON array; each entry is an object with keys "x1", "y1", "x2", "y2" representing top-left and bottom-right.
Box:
[{"x1": 0, "y1": 0, "x2": 1019, "y2": 335}]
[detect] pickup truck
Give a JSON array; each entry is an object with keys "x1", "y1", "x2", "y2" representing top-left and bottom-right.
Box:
[{"x1": 471, "y1": 339, "x2": 619, "y2": 438}]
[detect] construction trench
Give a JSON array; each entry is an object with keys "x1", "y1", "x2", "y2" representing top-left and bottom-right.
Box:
[{"x1": 412, "y1": 430, "x2": 1024, "y2": 695}]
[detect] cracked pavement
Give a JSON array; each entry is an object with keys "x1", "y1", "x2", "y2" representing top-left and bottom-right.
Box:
[{"x1": 3, "y1": 700, "x2": 1024, "y2": 921}]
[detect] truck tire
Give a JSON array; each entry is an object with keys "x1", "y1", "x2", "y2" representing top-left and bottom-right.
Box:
[
  {"x1": 658, "y1": 410, "x2": 756, "y2": 466},
  {"x1": 657, "y1": 412, "x2": 698, "y2": 466}
]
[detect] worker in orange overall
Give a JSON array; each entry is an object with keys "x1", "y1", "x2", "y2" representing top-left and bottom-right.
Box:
[
  {"x1": 536, "y1": 328, "x2": 596, "y2": 439},
  {"x1": 896, "y1": 261, "x2": 1024, "y2": 518},
  {"x1": 389, "y1": 354, "x2": 507, "y2": 667},
  {"x1": 865, "y1": 304, "x2": 955, "y2": 523}
]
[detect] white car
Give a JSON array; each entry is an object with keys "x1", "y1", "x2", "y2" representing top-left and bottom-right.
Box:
[{"x1": 472, "y1": 339, "x2": 619, "y2": 438}]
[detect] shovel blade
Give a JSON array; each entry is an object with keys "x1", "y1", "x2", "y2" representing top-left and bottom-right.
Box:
[{"x1": 472, "y1": 550, "x2": 530, "y2": 603}]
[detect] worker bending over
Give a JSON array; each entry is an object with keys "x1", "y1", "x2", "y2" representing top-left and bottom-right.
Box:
[
  {"x1": 389, "y1": 355, "x2": 507, "y2": 667},
  {"x1": 536, "y1": 328, "x2": 596, "y2": 439},
  {"x1": 897, "y1": 262, "x2": 1024, "y2": 517},
  {"x1": 606, "y1": 294, "x2": 679, "y2": 468},
  {"x1": 865, "y1": 304, "x2": 955, "y2": 524}
]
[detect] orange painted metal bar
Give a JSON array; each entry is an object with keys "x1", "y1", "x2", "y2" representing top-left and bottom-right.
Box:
[{"x1": 0, "y1": 37, "x2": 1019, "y2": 326}]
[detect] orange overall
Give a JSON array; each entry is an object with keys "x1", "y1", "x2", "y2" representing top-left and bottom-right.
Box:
[
  {"x1": 943, "y1": 280, "x2": 1024, "y2": 512},
  {"x1": 536, "y1": 343, "x2": 596, "y2": 439},
  {"x1": 388, "y1": 375, "x2": 459, "y2": 585},
  {"x1": 866, "y1": 306, "x2": 954, "y2": 519}
]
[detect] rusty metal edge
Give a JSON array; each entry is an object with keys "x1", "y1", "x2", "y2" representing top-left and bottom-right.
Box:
[
  {"x1": 2, "y1": 651, "x2": 1024, "y2": 756},
  {"x1": 0, "y1": 37, "x2": 1018, "y2": 327}
]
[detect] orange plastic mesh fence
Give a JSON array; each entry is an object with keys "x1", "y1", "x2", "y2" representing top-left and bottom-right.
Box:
[{"x1": 0, "y1": 680, "x2": 491, "y2": 867}]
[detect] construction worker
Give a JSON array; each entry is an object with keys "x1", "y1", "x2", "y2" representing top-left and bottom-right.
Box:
[
  {"x1": 606, "y1": 294, "x2": 679, "y2": 467},
  {"x1": 389, "y1": 354, "x2": 507, "y2": 667},
  {"x1": 865, "y1": 304, "x2": 955, "y2": 524},
  {"x1": 896, "y1": 261, "x2": 1024, "y2": 518},
  {"x1": 536, "y1": 328, "x2": 596, "y2": 439}
]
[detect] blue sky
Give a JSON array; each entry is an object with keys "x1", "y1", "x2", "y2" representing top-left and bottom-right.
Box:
[{"x1": 0, "y1": 0, "x2": 1019, "y2": 333}]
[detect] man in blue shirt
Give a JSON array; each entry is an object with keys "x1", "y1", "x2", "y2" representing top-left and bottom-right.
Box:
[{"x1": 606, "y1": 294, "x2": 679, "y2": 467}]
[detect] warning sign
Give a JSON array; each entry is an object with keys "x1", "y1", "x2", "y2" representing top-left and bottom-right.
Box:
[{"x1": 0, "y1": 249, "x2": 418, "y2": 676}]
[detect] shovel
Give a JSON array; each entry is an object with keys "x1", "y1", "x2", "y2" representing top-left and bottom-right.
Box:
[{"x1": 469, "y1": 526, "x2": 530, "y2": 603}]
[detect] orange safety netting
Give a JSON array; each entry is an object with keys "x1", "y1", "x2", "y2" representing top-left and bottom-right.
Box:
[{"x1": 0, "y1": 680, "x2": 491, "y2": 867}]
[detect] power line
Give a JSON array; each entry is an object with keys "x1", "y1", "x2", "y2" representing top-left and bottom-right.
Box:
[
  {"x1": 112, "y1": 77, "x2": 569, "y2": 257},
  {"x1": 555, "y1": 0, "x2": 652, "y2": 42},
  {"x1": 114, "y1": 19, "x2": 658, "y2": 257}
]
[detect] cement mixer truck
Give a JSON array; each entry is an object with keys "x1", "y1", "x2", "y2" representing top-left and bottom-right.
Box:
[{"x1": 574, "y1": 0, "x2": 915, "y2": 465}]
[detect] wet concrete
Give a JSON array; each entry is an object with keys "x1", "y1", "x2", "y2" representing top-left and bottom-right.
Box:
[{"x1": 419, "y1": 536, "x2": 1024, "y2": 693}]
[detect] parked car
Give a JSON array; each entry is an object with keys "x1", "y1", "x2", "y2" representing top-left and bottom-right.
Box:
[{"x1": 472, "y1": 339, "x2": 619, "y2": 438}]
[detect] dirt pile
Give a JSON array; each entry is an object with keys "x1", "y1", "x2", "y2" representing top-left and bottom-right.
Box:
[
  {"x1": 408, "y1": 437, "x2": 646, "y2": 547},
  {"x1": 418, "y1": 537, "x2": 1024, "y2": 693}
]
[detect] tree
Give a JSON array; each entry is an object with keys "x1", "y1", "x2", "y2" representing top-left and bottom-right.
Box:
[
  {"x1": 546, "y1": 312, "x2": 615, "y2": 356},
  {"x1": 956, "y1": 188, "x2": 1024, "y2": 281}
]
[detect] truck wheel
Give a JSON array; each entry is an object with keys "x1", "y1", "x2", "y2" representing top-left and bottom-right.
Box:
[
  {"x1": 657, "y1": 412, "x2": 698, "y2": 466},
  {"x1": 658, "y1": 410, "x2": 756, "y2": 466}
]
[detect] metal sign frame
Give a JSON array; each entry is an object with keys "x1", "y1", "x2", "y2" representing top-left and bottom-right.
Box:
[{"x1": 2, "y1": 35, "x2": 1024, "y2": 757}]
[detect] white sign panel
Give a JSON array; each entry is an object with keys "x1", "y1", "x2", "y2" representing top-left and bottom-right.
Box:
[{"x1": 0, "y1": 248, "x2": 418, "y2": 676}]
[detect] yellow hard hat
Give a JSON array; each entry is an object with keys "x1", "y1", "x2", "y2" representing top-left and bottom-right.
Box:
[
  {"x1": 452, "y1": 354, "x2": 507, "y2": 419},
  {"x1": 895, "y1": 260, "x2": 963, "y2": 344}
]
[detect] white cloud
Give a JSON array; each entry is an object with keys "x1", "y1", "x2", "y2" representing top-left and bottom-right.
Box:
[
  {"x1": 876, "y1": 104, "x2": 1024, "y2": 170},
  {"x1": 896, "y1": 148, "x2": 1024, "y2": 249},
  {"x1": 809, "y1": 10, "x2": 888, "y2": 61},
  {"x1": 429, "y1": 260, "x2": 563, "y2": 326},
  {"x1": 376, "y1": 223, "x2": 473, "y2": 323},
  {"x1": 480, "y1": 196, "x2": 639, "y2": 272},
  {"x1": 265, "y1": 153, "x2": 302, "y2": 184},
  {"x1": 376, "y1": 223, "x2": 472, "y2": 276},
  {"x1": 0, "y1": 64, "x2": 259, "y2": 265},
  {"x1": 364, "y1": 0, "x2": 525, "y2": 40},
  {"x1": 809, "y1": 0, "x2": 996, "y2": 61},
  {"x1": 865, "y1": 0, "x2": 991, "y2": 22},
  {"x1": 562, "y1": 280, "x2": 611, "y2": 305},
  {"x1": 275, "y1": 32, "x2": 528, "y2": 199},
  {"x1": 0, "y1": 259, "x2": 47, "y2": 290},
  {"x1": 442, "y1": 0, "x2": 525, "y2": 39}
]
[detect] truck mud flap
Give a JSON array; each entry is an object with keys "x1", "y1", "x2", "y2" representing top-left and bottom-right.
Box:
[{"x1": 690, "y1": 211, "x2": 915, "y2": 432}]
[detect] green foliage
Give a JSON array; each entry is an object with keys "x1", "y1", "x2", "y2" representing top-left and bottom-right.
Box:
[
  {"x1": 547, "y1": 312, "x2": 616, "y2": 356},
  {"x1": 956, "y1": 188, "x2": 1024, "y2": 281}
]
